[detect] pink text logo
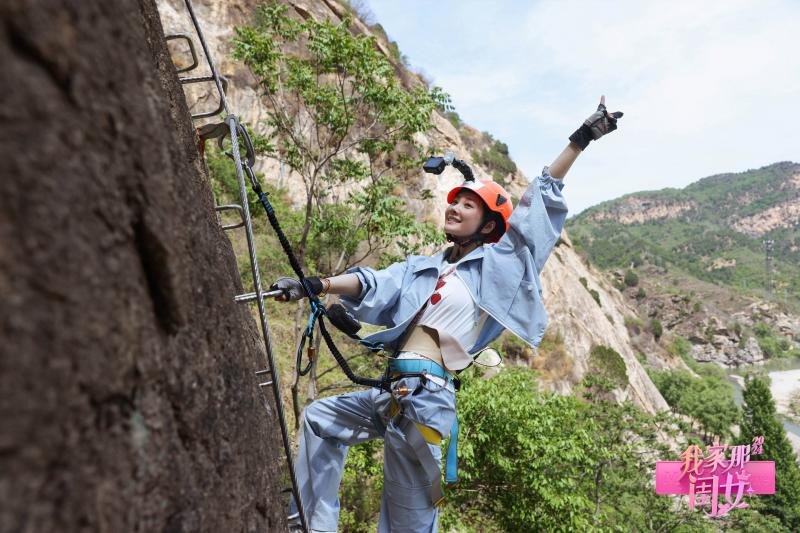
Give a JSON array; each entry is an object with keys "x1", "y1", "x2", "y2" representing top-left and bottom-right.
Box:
[{"x1": 655, "y1": 436, "x2": 774, "y2": 517}]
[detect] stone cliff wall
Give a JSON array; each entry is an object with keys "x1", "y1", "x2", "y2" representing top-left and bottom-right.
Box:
[
  {"x1": 156, "y1": 0, "x2": 530, "y2": 223},
  {"x1": 0, "y1": 1, "x2": 285, "y2": 530},
  {"x1": 540, "y1": 236, "x2": 670, "y2": 414}
]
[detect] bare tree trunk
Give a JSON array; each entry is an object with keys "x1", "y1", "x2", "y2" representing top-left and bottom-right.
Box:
[{"x1": 291, "y1": 301, "x2": 305, "y2": 429}]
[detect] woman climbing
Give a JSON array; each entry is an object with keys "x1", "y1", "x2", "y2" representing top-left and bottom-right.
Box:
[{"x1": 273, "y1": 96, "x2": 623, "y2": 533}]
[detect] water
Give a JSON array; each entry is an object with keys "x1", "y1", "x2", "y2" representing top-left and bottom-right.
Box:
[{"x1": 726, "y1": 357, "x2": 800, "y2": 440}]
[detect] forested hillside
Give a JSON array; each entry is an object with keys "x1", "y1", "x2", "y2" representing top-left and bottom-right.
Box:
[{"x1": 567, "y1": 162, "x2": 800, "y2": 306}]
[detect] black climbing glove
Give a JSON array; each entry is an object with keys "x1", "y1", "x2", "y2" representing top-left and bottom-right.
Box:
[
  {"x1": 270, "y1": 276, "x2": 323, "y2": 302},
  {"x1": 569, "y1": 96, "x2": 624, "y2": 150}
]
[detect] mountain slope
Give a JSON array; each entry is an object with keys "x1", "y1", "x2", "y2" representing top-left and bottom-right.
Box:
[{"x1": 567, "y1": 161, "x2": 800, "y2": 305}]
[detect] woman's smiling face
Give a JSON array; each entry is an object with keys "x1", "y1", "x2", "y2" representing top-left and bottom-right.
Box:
[{"x1": 444, "y1": 189, "x2": 487, "y2": 238}]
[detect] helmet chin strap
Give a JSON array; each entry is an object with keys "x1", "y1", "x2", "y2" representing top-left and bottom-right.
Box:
[
  {"x1": 445, "y1": 232, "x2": 483, "y2": 247},
  {"x1": 445, "y1": 219, "x2": 493, "y2": 260}
]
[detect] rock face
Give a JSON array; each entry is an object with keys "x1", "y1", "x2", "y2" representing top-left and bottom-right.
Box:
[
  {"x1": 0, "y1": 1, "x2": 286, "y2": 531},
  {"x1": 589, "y1": 197, "x2": 696, "y2": 225},
  {"x1": 691, "y1": 336, "x2": 765, "y2": 367},
  {"x1": 156, "y1": 0, "x2": 530, "y2": 220},
  {"x1": 540, "y1": 236, "x2": 670, "y2": 414},
  {"x1": 729, "y1": 172, "x2": 800, "y2": 236}
]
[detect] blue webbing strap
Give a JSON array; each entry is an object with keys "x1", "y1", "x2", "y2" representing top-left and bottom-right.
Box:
[
  {"x1": 387, "y1": 358, "x2": 459, "y2": 484},
  {"x1": 445, "y1": 415, "x2": 458, "y2": 484}
]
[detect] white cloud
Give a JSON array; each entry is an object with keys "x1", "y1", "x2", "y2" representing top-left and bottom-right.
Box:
[{"x1": 367, "y1": 0, "x2": 800, "y2": 214}]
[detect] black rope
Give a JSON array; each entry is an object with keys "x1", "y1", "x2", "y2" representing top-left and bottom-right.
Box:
[
  {"x1": 223, "y1": 118, "x2": 390, "y2": 391},
  {"x1": 252, "y1": 186, "x2": 389, "y2": 391}
]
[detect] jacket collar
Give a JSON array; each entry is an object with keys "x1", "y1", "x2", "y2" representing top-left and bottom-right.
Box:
[{"x1": 410, "y1": 246, "x2": 486, "y2": 273}]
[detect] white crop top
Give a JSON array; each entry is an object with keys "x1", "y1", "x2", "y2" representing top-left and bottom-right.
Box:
[{"x1": 416, "y1": 256, "x2": 488, "y2": 352}]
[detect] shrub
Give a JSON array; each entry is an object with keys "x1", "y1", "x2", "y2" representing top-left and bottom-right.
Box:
[
  {"x1": 441, "y1": 367, "x2": 698, "y2": 531},
  {"x1": 650, "y1": 318, "x2": 663, "y2": 341},
  {"x1": 624, "y1": 316, "x2": 643, "y2": 335},
  {"x1": 753, "y1": 321, "x2": 797, "y2": 358},
  {"x1": 624, "y1": 269, "x2": 639, "y2": 287},
  {"x1": 444, "y1": 110, "x2": 462, "y2": 128},
  {"x1": 588, "y1": 345, "x2": 628, "y2": 389},
  {"x1": 579, "y1": 277, "x2": 601, "y2": 305},
  {"x1": 667, "y1": 336, "x2": 692, "y2": 359},
  {"x1": 590, "y1": 288, "x2": 601, "y2": 306},
  {"x1": 473, "y1": 134, "x2": 517, "y2": 184},
  {"x1": 635, "y1": 287, "x2": 646, "y2": 299},
  {"x1": 649, "y1": 367, "x2": 739, "y2": 441}
]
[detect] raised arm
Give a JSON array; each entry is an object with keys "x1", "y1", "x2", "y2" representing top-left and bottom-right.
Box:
[
  {"x1": 548, "y1": 142, "x2": 582, "y2": 180},
  {"x1": 549, "y1": 95, "x2": 623, "y2": 180}
]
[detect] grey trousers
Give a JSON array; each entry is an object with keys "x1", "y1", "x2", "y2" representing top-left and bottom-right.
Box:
[{"x1": 290, "y1": 376, "x2": 456, "y2": 532}]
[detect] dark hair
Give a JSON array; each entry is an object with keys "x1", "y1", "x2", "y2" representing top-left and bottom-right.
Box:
[{"x1": 481, "y1": 211, "x2": 506, "y2": 243}]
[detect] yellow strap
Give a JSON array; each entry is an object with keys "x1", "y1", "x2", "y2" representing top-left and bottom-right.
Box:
[
  {"x1": 415, "y1": 423, "x2": 442, "y2": 445},
  {"x1": 388, "y1": 398, "x2": 401, "y2": 418},
  {"x1": 389, "y1": 398, "x2": 441, "y2": 445}
]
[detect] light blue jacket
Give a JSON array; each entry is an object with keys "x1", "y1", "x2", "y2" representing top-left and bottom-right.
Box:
[{"x1": 340, "y1": 167, "x2": 568, "y2": 355}]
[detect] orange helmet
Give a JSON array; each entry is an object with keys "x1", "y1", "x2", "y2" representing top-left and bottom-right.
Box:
[{"x1": 446, "y1": 179, "x2": 513, "y2": 243}]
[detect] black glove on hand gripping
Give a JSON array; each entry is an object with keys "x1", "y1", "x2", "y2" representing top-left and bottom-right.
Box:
[
  {"x1": 270, "y1": 276, "x2": 323, "y2": 301},
  {"x1": 569, "y1": 96, "x2": 624, "y2": 150}
]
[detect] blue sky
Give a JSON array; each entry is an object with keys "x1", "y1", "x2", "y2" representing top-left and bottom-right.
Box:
[{"x1": 364, "y1": 0, "x2": 800, "y2": 216}]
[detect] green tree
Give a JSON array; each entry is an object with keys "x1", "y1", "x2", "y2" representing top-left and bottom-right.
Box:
[
  {"x1": 740, "y1": 375, "x2": 800, "y2": 529},
  {"x1": 624, "y1": 269, "x2": 639, "y2": 287},
  {"x1": 232, "y1": 2, "x2": 449, "y2": 412},
  {"x1": 649, "y1": 367, "x2": 739, "y2": 442},
  {"x1": 232, "y1": 2, "x2": 448, "y2": 272},
  {"x1": 442, "y1": 369, "x2": 596, "y2": 532},
  {"x1": 439, "y1": 368, "x2": 706, "y2": 532},
  {"x1": 650, "y1": 318, "x2": 663, "y2": 341}
]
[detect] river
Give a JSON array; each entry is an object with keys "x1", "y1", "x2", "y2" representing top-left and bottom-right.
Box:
[{"x1": 727, "y1": 357, "x2": 800, "y2": 453}]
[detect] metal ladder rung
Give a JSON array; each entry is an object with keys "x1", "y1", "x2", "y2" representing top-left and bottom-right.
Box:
[
  {"x1": 235, "y1": 289, "x2": 283, "y2": 303},
  {"x1": 178, "y1": 75, "x2": 229, "y2": 120},
  {"x1": 165, "y1": 33, "x2": 199, "y2": 74},
  {"x1": 255, "y1": 369, "x2": 271, "y2": 376},
  {"x1": 176, "y1": 1, "x2": 308, "y2": 530},
  {"x1": 215, "y1": 204, "x2": 245, "y2": 230}
]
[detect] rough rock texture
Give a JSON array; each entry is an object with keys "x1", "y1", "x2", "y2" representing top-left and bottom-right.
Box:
[
  {"x1": 539, "y1": 236, "x2": 670, "y2": 414},
  {"x1": 691, "y1": 336, "x2": 764, "y2": 367},
  {"x1": 588, "y1": 197, "x2": 696, "y2": 224},
  {"x1": 0, "y1": 1, "x2": 286, "y2": 531},
  {"x1": 729, "y1": 172, "x2": 800, "y2": 236}
]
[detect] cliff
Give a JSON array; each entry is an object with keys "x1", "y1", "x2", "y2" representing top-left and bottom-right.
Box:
[{"x1": 0, "y1": 0, "x2": 286, "y2": 530}]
